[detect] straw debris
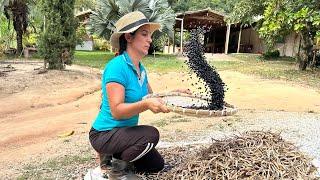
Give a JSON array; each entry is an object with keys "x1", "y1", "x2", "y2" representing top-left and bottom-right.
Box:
[{"x1": 141, "y1": 131, "x2": 318, "y2": 179}]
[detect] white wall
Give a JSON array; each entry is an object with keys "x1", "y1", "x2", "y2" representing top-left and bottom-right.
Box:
[
  {"x1": 241, "y1": 28, "x2": 265, "y2": 53},
  {"x1": 275, "y1": 33, "x2": 301, "y2": 57},
  {"x1": 163, "y1": 45, "x2": 181, "y2": 54},
  {"x1": 76, "y1": 41, "x2": 93, "y2": 51},
  {"x1": 239, "y1": 28, "x2": 301, "y2": 57}
]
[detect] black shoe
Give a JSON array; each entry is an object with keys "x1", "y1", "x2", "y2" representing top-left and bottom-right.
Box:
[
  {"x1": 99, "y1": 154, "x2": 112, "y2": 170},
  {"x1": 106, "y1": 158, "x2": 141, "y2": 180},
  {"x1": 99, "y1": 154, "x2": 112, "y2": 178}
]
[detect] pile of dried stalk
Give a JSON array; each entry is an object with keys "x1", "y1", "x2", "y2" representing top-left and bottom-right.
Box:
[
  {"x1": 0, "y1": 64, "x2": 16, "y2": 76},
  {"x1": 141, "y1": 131, "x2": 318, "y2": 179}
]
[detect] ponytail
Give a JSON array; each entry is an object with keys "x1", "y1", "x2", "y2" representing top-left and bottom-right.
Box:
[{"x1": 118, "y1": 31, "x2": 136, "y2": 55}]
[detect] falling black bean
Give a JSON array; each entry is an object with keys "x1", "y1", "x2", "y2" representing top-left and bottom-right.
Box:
[{"x1": 184, "y1": 27, "x2": 226, "y2": 110}]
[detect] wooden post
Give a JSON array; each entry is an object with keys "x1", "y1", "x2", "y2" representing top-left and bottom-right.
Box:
[
  {"x1": 175, "y1": 17, "x2": 184, "y2": 54},
  {"x1": 224, "y1": 24, "x2": 231, "y2": 54},
  {"x1": 167, "y1": 37, "x2": 170, "y2": 53},
  {"x1": 237, "y1": 25, "x2": 242, "y2": 53},
  {"x1": 180, "y1": 19, "x2": 184, "y2": 54},
  {"x1": 43, "y1": 15, "x2": 47, "y2": 69},
  {"x1": 213, "y1": 31, "x2": 216, "y2": 54},
  {"x1": 43, "y1": 16, "x2": 46, "y2": 32},
  {"x1": 173, "y1": 30, "x2": 175, "y2": 53}
]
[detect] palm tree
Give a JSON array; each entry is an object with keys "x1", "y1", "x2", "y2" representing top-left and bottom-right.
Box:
[
  {"x1": 1, "y1": 0, "x2": 7, "y2": 13},
  {"x1": 87, "y1": 0, "x2": 175, "y2": 46},
  {"x1": 75, "y1": 0, "x2": 96, "y2": 13},
  {"x1": 2, "y1": 0, "x2": 33, "y2": 55}
]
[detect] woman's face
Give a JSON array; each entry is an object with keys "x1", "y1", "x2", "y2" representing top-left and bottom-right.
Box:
[{"x1": 126, "y1": 24, "x2": 153, "y2": 56}]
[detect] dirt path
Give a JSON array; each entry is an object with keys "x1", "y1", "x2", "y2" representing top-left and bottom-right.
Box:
[
  {"x1": 1, "y1": 61, "x2": 320, "y2": 178},
  {"x1": 148, "y1": 71, "x2": 320, "y2": 113}
]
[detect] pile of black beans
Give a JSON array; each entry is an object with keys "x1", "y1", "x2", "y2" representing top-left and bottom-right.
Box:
[{"x1": 184, "y1": 28, "x2": 226, "y2": 110}]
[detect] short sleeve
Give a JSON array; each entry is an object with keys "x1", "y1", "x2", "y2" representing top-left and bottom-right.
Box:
[{"x1": 103, "y1": 59, "x2": 127, "y2": 87}]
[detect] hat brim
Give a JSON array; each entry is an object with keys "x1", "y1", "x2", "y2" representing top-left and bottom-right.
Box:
[{"x1": 110, "y1": 22, "x2": 161, "y2": 50}]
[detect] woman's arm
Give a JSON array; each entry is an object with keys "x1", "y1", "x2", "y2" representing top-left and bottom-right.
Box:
[{"x1": 107, "y1": 82, "x2": 169, "y2": 119}]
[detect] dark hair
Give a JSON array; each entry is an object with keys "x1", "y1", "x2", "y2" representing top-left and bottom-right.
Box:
[{"x1": 118, "y1": 31, "x2": 136, "y2": 55}]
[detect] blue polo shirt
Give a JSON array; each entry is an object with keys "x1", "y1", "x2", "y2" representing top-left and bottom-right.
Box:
[{"x1": 92, "y1": 52, "x2": 149, "y2": 131}]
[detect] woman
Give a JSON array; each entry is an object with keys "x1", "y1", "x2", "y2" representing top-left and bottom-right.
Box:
[{"x1": 89, "y1": 11, "x2": 190, "y2": 179}]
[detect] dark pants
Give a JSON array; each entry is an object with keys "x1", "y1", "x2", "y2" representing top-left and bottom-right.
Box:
[{"x1": 89, "y1": 125, "x2": 164, "y2": 173}]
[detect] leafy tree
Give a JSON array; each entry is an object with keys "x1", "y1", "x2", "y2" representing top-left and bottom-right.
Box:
[
  {"x1": 226, "y1": 0, "x2": 265, "y2": 24},
  {"x1": 75, "y1": 0, "x2": 96, "y2": 12},
  {"x1": 171, "y1": 0, "x2": 234, "y2": 14},
  {"x1": 87, "y1": 0, "x2": 175, "y2": 51},
  {"x1": 27, "y1": 2, "x2": 43, "y2": 33},
  {"x1": 0, "y1": 14, "x2": 14, "y2": 53},
  {"x1": 259, "y1": 0, "x2": 320, "y2": 70},
  {"x1": 38, "y1": 0, "x2": 78, "y2": 69},
  {"x1": 227, "y1": 0, "x2": 320, "y2": 70},
  {"x1": 170, "y1": 0, "x2": 189, "y2": 12},
  {"x1": 19, "y1": 2, "x2": 43, "y2": 49}
]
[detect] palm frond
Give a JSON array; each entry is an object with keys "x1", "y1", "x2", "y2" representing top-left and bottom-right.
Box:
[
  {"x1": 0, "y1": 0, "x2": 9, "y2": 13},
  {"x1": 90, "y1": 0, "x2": 175, "y2": 39},
  {"x1": 117, "y1": 0, "x2": 149, "y2": 15},
  {"x1": 132, "y1": 0, "x2": 149, "y2": 12}
]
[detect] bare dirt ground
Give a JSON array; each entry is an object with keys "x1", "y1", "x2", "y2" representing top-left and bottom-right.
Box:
[{"x1": 1, "y1": 60, "x2": 320, "y2": 178}]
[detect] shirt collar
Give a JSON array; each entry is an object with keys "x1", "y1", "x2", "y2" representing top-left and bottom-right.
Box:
[{"x1": 123, "y1": 51, "x2": 143, "y2": 72}]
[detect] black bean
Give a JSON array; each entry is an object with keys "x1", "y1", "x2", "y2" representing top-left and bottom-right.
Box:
[{"x1": 184, "y1": 28, "x2": 226, "y2": 110}]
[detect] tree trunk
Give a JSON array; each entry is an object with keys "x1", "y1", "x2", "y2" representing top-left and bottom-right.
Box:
[
  {"x1": 298, "y1": 53, "x2": 308, "y2": 70},
  {"x1": 297, "y1": 31, "x2": 314, "y2": 71},
  {"x1": 16, "y1": 30, "x2": 23, "y2": 55},
  {"x1": 47, "y1": 51, "x2": 65, "y2": 70},
  {"x1": 48, "y1": 61, "x2": 64, "y2": 69},
  {"x1": 48, "y1": 54, "x2": 65, "y2": 70}
]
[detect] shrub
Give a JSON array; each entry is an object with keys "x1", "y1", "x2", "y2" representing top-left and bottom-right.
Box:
[
  {"x1": 93, "y1": 36, "x2": 111, "y2": 51},
  {"x1": 263, "y1": 50, "x2": 280, "y2": 59},
  {"x1": 23, "y1": 33, "x2": 38, "y2": 47},
  {"x1": 76, "y1": 26, "x2": 87, "y2": 45},
  {"x1": 38, "y1": 0, "x2": 78, "y2": 69}
]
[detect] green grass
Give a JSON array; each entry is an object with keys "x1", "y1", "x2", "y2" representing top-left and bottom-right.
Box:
[
  {"x1": 73, "y1": 51, "x2": 185, "y2": 73},
  {"x1": 210, "y1": 54, "x2": 320, "y2": 89},
  {"x1": 73, "y1": 50, "x2": 114, "y2": 69},
  {"x1": 142, "y1": 54, "x2": 185, "y2": 73}
]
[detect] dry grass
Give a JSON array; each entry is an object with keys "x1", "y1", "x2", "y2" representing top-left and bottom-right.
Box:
[{"x1": 141, "y1": 131, "x2": 318, "y2": 179}]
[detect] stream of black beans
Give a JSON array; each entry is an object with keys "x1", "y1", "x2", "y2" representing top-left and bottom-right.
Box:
[{"x1": 184, "y1": 28, "x2": 226, "y2": 110}]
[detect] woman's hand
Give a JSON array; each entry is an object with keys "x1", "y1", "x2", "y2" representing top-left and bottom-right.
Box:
[
  {"x1": 171, "y1": 88, "x2": 192, "y2": 95},
  {"x1": 144, "y1": 98, "x2": 170, "y2": 113}
]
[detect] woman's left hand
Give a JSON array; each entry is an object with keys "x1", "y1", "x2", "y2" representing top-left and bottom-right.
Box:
[{"x1": 171, "y1": 88, "x2": 192, "y2": 95}]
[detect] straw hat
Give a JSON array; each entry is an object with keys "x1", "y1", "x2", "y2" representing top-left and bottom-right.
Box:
[{"x1": 110, "y1": 11, "x2": 161, "y2": 50}]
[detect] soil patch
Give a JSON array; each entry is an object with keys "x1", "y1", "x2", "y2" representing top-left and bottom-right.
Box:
[{"x1": 1, "y1": 60, "x2": 320, "y2": 178}]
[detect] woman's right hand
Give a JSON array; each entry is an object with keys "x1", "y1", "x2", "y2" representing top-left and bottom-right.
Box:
[{"x1": 144, "y1": 98, "x2": 170, "y2": 113}]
